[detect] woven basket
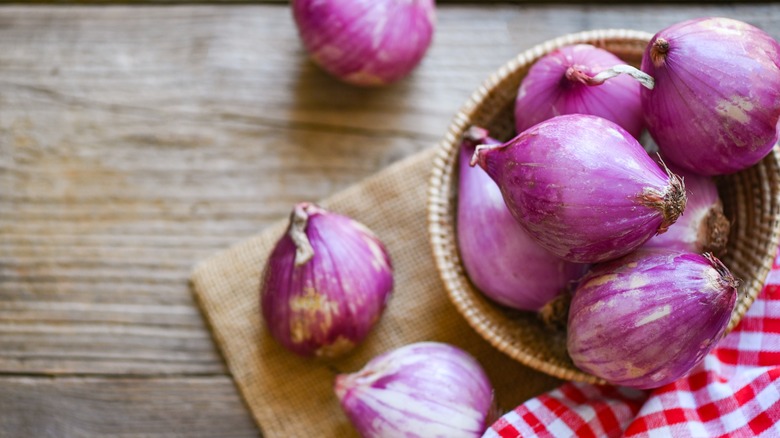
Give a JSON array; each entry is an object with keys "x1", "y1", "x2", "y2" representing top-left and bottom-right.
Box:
[{"x1": 427, "y1": 29, "x2": 780, "y2": 384}]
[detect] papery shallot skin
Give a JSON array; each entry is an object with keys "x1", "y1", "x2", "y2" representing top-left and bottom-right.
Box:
[
  {"x1": 567, "y1": 249, "x2": 738, "y2": 389},
  {"x1": 473, "y1": 114, "x2": 686, "y2": 264},
  {"x1": 643, "y1": 165, "x2": 729, "y2": 255},
  {"x1": 641, "y1": 17, "x2": 780, "y2": 176},
  {"x1": 260, "y1": 203, "x2": 393, "y2": 358},
  {"x1": 515, "y1": 44, "x2": 644, "y2": 138},
  {"x1": 292, "y1": 0, "x2": 436, "y2": 86},
  {"x1": 335, "y1": 342, "x2": 494, "y2": 438},
  {"x1": 457, "y1": 127, "x2": 585, "y2": 311}
]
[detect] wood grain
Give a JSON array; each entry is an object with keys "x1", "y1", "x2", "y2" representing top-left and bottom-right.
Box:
[
  {"x1": 3, "y1": 5, "x2": 779, "y2": 374},
  {"x1": 0, "y1": 376, "x2": 259, "y2": 437},
  {"x1": 1, "y1": 3, "x2": 779, "y2": 436}
]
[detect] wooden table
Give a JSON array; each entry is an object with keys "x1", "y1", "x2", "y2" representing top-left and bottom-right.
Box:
[{"x1": 1, "y1": 3, "x2": 779, "y2": 436}]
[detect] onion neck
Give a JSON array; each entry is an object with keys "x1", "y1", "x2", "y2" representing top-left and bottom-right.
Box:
[
  {"x1": 565, "y1": 65, "x2": 597, "y2": 85},
  {"x1": 650, "y1": 38, "x2": 670, "y2": 68},
  {"x1": 564, "y1": 64, "x2": 655, "y2": 90},
  {"x1": 289, "y1": 203, "x2": 317, "y2": 266}
]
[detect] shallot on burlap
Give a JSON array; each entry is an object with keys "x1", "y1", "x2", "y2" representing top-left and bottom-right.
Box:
[{"x1": 190, "y1": 148, "x2": 561, "y2": 438}]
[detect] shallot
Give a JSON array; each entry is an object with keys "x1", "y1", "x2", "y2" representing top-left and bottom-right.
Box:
[
  {"x1": 260, "y1": 203, "x2": 393, "y2": 358},
  {"x1": 567, "y1": 249, "x2": 739, "y2": 389},
  {"x1": 457, "y1": 127, "x2": 584, "y2": 311},
  {"x1": 641, "y1": 17, "x2": 780, "y2": 175},
  {"x1": 292, "y1": 0, "x2": 436, "y2": 86},
  {"x1": 515, "y1": 44, "x2": 649, "y2": 138},
  {"x1": 335, "y1": 342, "x2": 494, "y2": 437},
  {"x1": 472, "y1": 114, "x2": 687, "y2": 264}
]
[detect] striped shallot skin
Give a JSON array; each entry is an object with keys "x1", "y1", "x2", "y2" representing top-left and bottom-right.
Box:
[
  {"x1": 292, "y1": 0, "x2": 436, "y2": 86},
  {"x1": 335, "y1": 342, "x2": 493, "y2": 437},
  {"x1": 567, "y1": 249, "x2": 738, "y2": 389}
]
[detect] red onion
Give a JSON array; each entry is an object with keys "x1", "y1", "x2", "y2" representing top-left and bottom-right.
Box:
[
  {"x1": 260, "y1": 203, "x2": 393, "y2": 358},
  {"x1": 291, "y1": 0, "x2": 436, "y2": 86},
  {"x1": 472, "y1": 114, "x2": 687, "y2": 264},
  {"x1": 641, "y1": 17, "x2": 780, "y2": 175},
  {"x1": 643, "y1": 165, "x2": 729, "y2": 255},
  {"x1": 335, "y1": 342, "x2": 494, "y2": 437},
  {"x1": 567, "y1": 249, "x2": 738, "y2": 389},
  {"x1": 457, "y1": 127, "x2": 585, "y2": 311},
  {"x1": 515, "y1": 44, "x2": 650, "y2": 138}
]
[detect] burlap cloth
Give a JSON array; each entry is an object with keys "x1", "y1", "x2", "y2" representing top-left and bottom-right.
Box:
[{"x1": 190, "y1": 147, "x2": 562, "y2": 437}]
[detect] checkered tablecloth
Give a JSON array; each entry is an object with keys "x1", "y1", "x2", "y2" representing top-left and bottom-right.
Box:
[{"x1": 485, "y1": 247, "x2": 780, "y2": 437}]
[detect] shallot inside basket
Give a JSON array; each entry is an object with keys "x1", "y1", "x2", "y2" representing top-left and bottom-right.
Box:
[{"x1": 427, "y1": 29, "x2": 780, "y2": 384}]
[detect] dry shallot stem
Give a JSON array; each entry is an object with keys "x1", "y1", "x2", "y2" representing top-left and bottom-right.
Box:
[
  {"x1": 290, "y1": 203, "x2": 316, "y2": 266},
  {"x1": 567, "y1": 64, "x2": 656, "y2": 90}
]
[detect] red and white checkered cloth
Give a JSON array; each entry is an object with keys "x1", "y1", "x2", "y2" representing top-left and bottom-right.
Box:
[{"x1": 485, "y1": 246, "x2": 780, "y2": 438}]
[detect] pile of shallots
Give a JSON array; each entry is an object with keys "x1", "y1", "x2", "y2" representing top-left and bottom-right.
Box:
[
  {"x1": 465, "y1": 16, "x2": 779, "y2": 391},
  {"x1": 258, "y1": 15, "x2": 780, "y2": 438}
]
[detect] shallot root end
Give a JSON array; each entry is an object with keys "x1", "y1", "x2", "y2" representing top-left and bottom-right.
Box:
[
  {"x1": 652, "y1": 157, "x2": 687, "y2": 233},
  {"x1": 702, "y1": 203, "x2": 731, "y2": 256},
  {"x1": 539, "y1": 291, "x2": 573, "y2": 331},
  {"x1": 470, "y1": 143, "x2": 501, "y2": 168},
  {"x1": 464, "y1": 126, "x2": 490, "y2": 144}
]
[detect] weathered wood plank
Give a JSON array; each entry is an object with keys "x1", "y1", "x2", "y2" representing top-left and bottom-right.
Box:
[{"x1": 0, "y1": 376, "x2": 260, "y2": 437}]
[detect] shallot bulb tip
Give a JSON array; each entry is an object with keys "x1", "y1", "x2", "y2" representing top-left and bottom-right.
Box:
[
  {"x1": 470, "y1": 143, "x2": 501, "y2": 168},
  {"x1": 704, "y1": 207, "x2": 731, "y2": 254}
]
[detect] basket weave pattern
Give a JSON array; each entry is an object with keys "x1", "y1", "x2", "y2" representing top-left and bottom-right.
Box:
[{"x1": 427, "y1": 29, "x2": 780, "y2": 384}]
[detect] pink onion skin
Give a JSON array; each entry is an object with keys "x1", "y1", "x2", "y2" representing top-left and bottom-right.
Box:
[
  {"x1": 643, "y1": 165, "x2": 729, "y2": 255},
  {"x1": 641, "y1": 17, "x2": 780, "y2": 176},
  {"x1": 567, "y1": 249, "x2": 738, "y2": 389},
  {"x1": 515, "y1": 44, "x2": 644, "y2": 138},
  {"x1": 260, "y1": 203, "x2": 393, "y2": 358},
  {"x1": 457, "y1": 127, "x2": 585, "y2": 311},
  {"x1": 473, "y1": 114, "x2": 687, "y2": 264},
  {"x1": 335, "y1": 342, "x2": 494, "y2": 438},
  {"x1": 291, "y1": 0, "x2": 436, "y2": 87}
]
